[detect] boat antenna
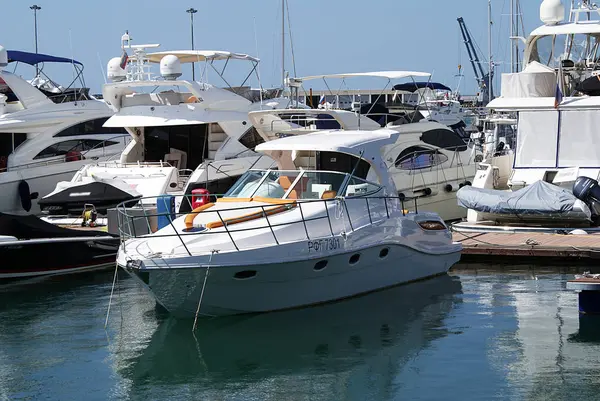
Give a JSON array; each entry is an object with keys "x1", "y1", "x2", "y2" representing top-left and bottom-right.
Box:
[
  {"x1": 253, "y1": 16, "x2": 263, "y2": 106},
  {"x1": 281, "y1": 0, "x2": 285, "y2": 88},
  {"x1": 69, "y1": 28, "x2": 76, "y2": 100},
  {"x1": 285, "y1": 0, "x2": 297, "y2": 77},
  {"x1": 98, "y1": 52, "x2": 107, "y2": 84}
]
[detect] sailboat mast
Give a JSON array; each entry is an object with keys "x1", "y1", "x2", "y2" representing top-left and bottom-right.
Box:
[
  {"x1": 281, "y1": 0, "x2": 285, "y2": 87},
  {"x1": 510, "y1": 0, "x2": 514, "y2": 73},
  {"x1": 488, "y1": 0, "x2": 493, "y2": 102}
]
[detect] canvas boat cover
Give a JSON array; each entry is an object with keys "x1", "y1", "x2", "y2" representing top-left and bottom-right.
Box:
[
  {"x1": 456, "y1": 180, "x2": 591, "y2": 219},
  {"x1": 0, "y1": 212, "x2": 115, "y2": 239}
]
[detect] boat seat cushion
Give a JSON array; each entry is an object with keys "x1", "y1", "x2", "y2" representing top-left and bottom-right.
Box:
[{"x1": 321, "y1": 190, "x2": 337, "y2": 199}]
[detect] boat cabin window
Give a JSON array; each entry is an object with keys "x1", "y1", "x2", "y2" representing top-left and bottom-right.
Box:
[
  {"x1": 238, "y1": 126, "x2": 265, "y2": 150},
  {"x1": 144, "y1": 124, "x2": 208, "y2": 170},
  {"x1": 394, "y1": 146, "x2": 448, "y2": 170},
  {"x1": 278, "y1": 113, "x2": 342, "y2": 130},
  {"x1": 224, "y1": 169, "x2": 382, "y2": 200},
  {"x1": 420, "y1": 128, "x2": 467, "y2": 152},
  {"x1": 0, "y1": 133, "x2": 27, "y2": 171},
  {"x1": 316, "y1": 151, "x2": 370, "y2": 179},
  {"x1": 34, "y1": 139, "x2": 120, "y2": 160},
  {"x1": 54, "y1": 117, "x2": 127, "y2": 137},
  {"x1": 344, "y1": 176, "x2": 383, "y2": 197},
  {"x1": 529, "y1": 34, "x2": 600, "y2": 68}
]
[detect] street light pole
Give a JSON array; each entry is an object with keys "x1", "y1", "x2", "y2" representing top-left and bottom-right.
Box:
[
  {"x1": 30, "y1": 4, "x2": 41, "y2": 76},
  {"x1": 186, "y1": 7, "x2": 197, "y2": 81}
]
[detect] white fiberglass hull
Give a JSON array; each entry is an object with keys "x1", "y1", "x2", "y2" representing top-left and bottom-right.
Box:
[
  {"x1": 406, "y1": 188, "x2": 470, "y2": 222},
  {"x1": 123, "y1": 243, "x2": 460, "y2": 317}
]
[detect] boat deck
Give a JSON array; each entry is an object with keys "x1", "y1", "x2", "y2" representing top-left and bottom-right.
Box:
[{"x1": 453, "y1": 231, "x2": 600, "y2": 264}]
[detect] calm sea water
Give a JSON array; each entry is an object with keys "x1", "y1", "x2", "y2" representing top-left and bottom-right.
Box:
[{"x1": 0, "y1": 265, "x2": 598, "y2": 400}]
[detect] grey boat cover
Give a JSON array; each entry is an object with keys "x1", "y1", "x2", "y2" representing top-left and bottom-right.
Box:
[{"x1": 456, "y1": 180, "x2": 583, "y2": 216}]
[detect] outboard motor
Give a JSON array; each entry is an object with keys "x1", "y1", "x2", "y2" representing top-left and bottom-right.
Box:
[
  {"x1": 573, "y1": 176, "x2": 600, "y2": 204},
  {"x1": 573, "y1": 176, "x2": 600, "y2": 224}
]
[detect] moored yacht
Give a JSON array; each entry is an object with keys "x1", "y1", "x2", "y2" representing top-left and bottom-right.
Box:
[
  {"x1": 248, "y1": 72, "x2": 481, "y2": 221},
  {"x1": 40, "y1": 32, "x2": 282, "y2": 216},
  {"x1": 0, "y1": 46, "x2": 128, "y2": 215},
  {"x1": 454, "y1": 0, "x2": 600, "y2": 232},
  {"x1": 117, "y1": 128, "x2": 462, "y2": 317}
]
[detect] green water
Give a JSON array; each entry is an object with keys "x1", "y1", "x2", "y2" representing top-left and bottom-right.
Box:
[{"x1": 0, "y1": 267, "x2": 598, "y2": 400}]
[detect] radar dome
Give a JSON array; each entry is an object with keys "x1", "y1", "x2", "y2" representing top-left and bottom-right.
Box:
[
  {"x1": 107, "y1": 57, "x2": 127, "y2": 82},
  {"x1": 0, "y1": 45, "x2": 7, "y2": 68},
  {"x1": 540, "y1": 0, "x2": 565, "y2": 26},
  {"x1": 160, "y1": 55, "x2": 182, "y2": 80}
]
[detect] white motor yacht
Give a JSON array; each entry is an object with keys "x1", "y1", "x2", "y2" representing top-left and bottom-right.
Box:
[
  {"x1": 454, "y1": 0, "x2": 600, "y2": 232},
  {"x1": 40, "y1": 32, "x2": 284, "y2": 216},
  {"x1": 248, "y1": 72, "x2": 480, "y2": 221},
  {"x1": 116, "y1": 129, "x2": 462, "y2": 317},
  {"x1": 0, "y1": 46, "x2": 128, "y2": 215}
]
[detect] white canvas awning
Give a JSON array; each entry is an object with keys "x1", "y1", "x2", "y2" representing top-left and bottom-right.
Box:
[
  {"x1": 300, "y1": 71, "x2": 431, "y2": 81},
  {"x1": 145, "y1": 50, "x2": 259, "y2": 64},
  {"x1": 256, "y1": 129, "x2": 399, "y2": 159}
]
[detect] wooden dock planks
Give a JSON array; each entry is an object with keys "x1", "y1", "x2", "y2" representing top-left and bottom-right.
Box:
[{"x1": 452, "y1": 231, "x2": 600, "y2": 262}]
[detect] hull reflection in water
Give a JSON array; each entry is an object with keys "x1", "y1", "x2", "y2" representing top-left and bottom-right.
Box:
[{"x1": 120, "y1": 275, "x2": 462, "y2": 396}]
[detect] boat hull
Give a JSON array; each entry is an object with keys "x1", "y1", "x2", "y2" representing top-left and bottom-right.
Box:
[
  {"x1": 0, "y1": 237, "x2": 119, "y2": 280},
  {"x1": 124, "y1": 243, "x2": 461, "y2": 317}
]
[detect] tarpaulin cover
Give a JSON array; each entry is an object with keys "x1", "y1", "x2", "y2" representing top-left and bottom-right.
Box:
[{"x1": 456, "y1": 180, "x2": 587, "y2": 216}]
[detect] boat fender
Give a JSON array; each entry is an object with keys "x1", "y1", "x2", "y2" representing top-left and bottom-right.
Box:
[
  {"x1": 18, "y1": 180, "x2": 32, "y2": 212},
  {"x1": 459, "y1": 181, "x2": 472, "y2": 188},
  {"x1": 184, "y1": 202, "x2": 215, "y2": 230},
  {"x1": 415, "y1": 188, "x2": 432, "y2": 196},
  {"x1": 444, "y1": 184, "x2": 453, "y2": 192}
]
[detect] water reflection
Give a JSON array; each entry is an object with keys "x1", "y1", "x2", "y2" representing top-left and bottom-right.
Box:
[
  {"x1": 117, "y1": 275, "x2": 463, "y2": 399},
  {"x1": 569, "y1": 315, "x2": 600, "y2": 343}
]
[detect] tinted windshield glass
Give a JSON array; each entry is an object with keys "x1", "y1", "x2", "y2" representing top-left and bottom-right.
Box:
[{"x1": 224, "y1": 170, "x2": 351, "y2": 200}]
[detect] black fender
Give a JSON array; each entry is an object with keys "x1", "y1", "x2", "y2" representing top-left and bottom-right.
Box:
[{"x1": 18, "y1": 180, "x2": 32, "y2": 212}]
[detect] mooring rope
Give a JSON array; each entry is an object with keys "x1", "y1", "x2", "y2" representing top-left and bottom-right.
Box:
[
  {"x1": 105, "y1": 260, "x2": 120, "y2": 329},
  {"x1": 192, "y1": 250, "x2": 218, "y2": 331}
]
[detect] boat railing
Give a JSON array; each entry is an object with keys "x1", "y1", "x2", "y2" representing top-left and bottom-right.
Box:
[
  {"x1": 92, "y1": 160, "x2": 177, "y2": 169},
  {"x1": 116, "y1": 194, "x2": 426, "y2": 256},
  {"x1": 266, "y1": 112, "x2": 407, "y2": 134}
]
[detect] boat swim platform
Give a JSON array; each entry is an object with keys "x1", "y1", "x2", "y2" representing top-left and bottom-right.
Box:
[{"x1": 452, "y1": 231, "x2": 600, "y2": 265}]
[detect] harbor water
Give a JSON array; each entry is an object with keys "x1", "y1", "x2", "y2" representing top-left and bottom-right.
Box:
[{"x1": 0, "y1": 265, "x2": 598, "y2": 400}]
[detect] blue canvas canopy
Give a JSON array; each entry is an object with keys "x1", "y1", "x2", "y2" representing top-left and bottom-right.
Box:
[
  {"x1": 392, "y1": 82, "x2": 451, "y2": 92},
  {"x1": 7, "y1": 50, "x2": 83, "y2": 66}
]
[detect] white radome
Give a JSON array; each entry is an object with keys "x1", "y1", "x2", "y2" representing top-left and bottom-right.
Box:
[
  {"x1": 160, "y1": 55, "x2": 182, "y2": 80},
  {"x1": 540, "y1": 0, "x2": 565, "y2": 26},
  {"x1": 107, "y1": 57, "x2": 127, "y2": 82}
]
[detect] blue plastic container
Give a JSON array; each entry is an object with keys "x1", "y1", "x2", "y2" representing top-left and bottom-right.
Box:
[{"x1": 156, "y1": 195, "x2": 176, "y2": 230}]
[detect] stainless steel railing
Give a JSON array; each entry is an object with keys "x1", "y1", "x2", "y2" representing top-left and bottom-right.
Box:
[{"x1": 116, "y1": 194, "x2": 422, "y2": 257}]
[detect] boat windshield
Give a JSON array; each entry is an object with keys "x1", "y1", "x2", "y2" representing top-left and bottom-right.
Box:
[
  {"x1": 224, "y1": 169, "x2": 382, "y2": 200},
  {"x1": 529, "y1": 33, "x2": 600, "y2": 68}
]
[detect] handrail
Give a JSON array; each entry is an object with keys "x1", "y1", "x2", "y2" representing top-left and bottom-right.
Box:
[
  {"x1": 265, "y1": 112, "x2": 408, "y2": 133},
  {"x1": 116, "y1": 194, "x2": 427, "y2": 257}
]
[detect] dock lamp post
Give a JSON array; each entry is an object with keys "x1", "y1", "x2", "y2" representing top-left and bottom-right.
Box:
[
  {"x1": 186, "y1": 7, "x2": 198, "y2": 81},
  {"x1": 30, "y1": 4, "x2": 41, "y2": 76}
]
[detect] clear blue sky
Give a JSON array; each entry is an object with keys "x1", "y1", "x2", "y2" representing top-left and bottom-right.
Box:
[{"x1": 1, "y1": 0, "x2": 543, "y2": 95}]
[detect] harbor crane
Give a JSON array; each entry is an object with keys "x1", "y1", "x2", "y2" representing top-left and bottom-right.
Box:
[{"x1": 457, "y1": 16, "x2": 494, "y2": 104}]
